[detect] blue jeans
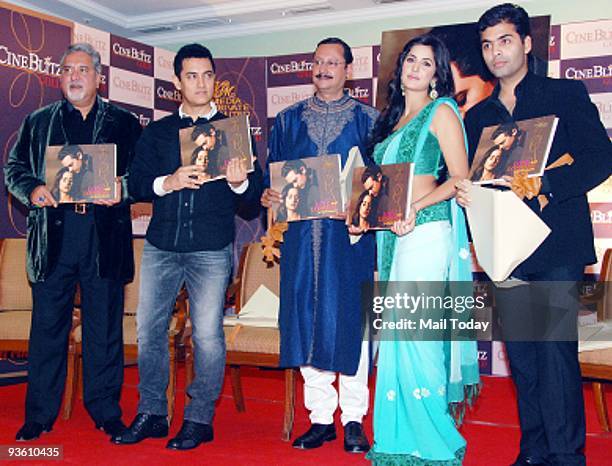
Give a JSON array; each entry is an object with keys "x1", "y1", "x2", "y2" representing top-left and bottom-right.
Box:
[{"x1": 136, "y1": 240, "x2": 231, "y2": 424}]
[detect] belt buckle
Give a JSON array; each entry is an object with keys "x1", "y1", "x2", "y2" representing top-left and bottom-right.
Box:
[{"x1": 74, "y1": 203, "x2": 87, "y2": 215}]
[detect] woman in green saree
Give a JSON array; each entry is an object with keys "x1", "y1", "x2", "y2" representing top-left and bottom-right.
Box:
[{"x1": 365, "y1": 34, "x2": 480, "y2": 466}]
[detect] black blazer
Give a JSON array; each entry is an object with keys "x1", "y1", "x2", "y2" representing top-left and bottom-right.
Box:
[
  {"x1": 464, "y1": 72, "x2": 611, "y2": 274},
  {"x1": 4, "y1": 97, "x2": 142, "y2": 283}
]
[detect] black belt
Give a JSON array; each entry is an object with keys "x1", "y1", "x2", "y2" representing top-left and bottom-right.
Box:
[{"x1": 60, "y1": 203, "x2": 92, "y2": 214}]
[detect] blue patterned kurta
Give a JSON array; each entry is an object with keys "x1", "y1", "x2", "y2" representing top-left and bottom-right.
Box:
[{"x1": 267, "y1": 93, "x2": 378, "y2": 375}]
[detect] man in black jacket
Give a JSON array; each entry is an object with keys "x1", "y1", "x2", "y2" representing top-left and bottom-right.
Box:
[
  {"x1": 457, "y1": 4, "x2": 611, "y2": 466},
  {"x1": 4, "y1": 43, "x2": 142, "y2": 441},
  {"x1": 113, "y1": 43, "x2": 262, "y2": 451}
]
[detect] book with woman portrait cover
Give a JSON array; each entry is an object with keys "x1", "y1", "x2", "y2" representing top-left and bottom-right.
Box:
[
  {"x1": 468, "y1": 115, "x2": 558, "y2": 185},
  {"x1": 347, "y1": 162, "x2": 415, "y2": 230},
  {"x1": 178, "y1": 114, "x2": 253, "y2": 184},
  {"x1": 45, "y1": 144, "x2": 117, "y2": 203},
  {"x1": 268, "y1": 154, "x2": 343, "y2": 222}
]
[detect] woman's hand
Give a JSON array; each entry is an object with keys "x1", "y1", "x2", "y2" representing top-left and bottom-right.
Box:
[
  {"x1": 391, "y1": 206, "x2": 416, "y2": 236},
  {"x1": 348, "y1": 224, "x2": 366, "y2": 235}
]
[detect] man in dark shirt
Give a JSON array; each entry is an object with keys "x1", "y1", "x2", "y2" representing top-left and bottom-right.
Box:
[
  {"x1": 4, "y1": 43, "x2": 142, "y2": 441},
  {"x1": 457, "y1": 4, "x2": 611, "y2": 466},
  {"x1": 113, "y1": 43, "x2": 262, "y2": 450}
]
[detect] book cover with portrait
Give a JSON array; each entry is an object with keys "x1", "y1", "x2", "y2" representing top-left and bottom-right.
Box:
[
  {"x1": 178, "y1": 114, "x2": 253, "y2": 183},
  {"x1": 347, "y1": 163, "x2": 414, "y2": 230},
  {"x1": 45, "y1": 144, "x2": 117, "y2": 203},
  {"x1": 468, "y1": 115, "x2": 558, "y2": 185},
  {"x1": 269, "y1": 154, "x2": 343, "y2": 222}
]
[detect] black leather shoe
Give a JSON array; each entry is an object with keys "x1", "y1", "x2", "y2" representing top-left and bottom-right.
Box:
[
  {"x1": 292, "y1": 423, "x2": 336, "y2": 449},
  {"x1": 15, "y1": 422, "x2": 52, "y2": 441},
  {"x1": 97, "y1": 418, "x2": 127, "y2": 437},
  {"x1": 511, "y1": 455, "x2": 550, "y2": 466},
  {"x1": 166, "y1": 420, "x2": 213, "y2": 450},
  {"x1": 111, "y1": 413, "x2": 168, "y2": 444},
  {"x1": 343, "y1": 421, "x2": 370, "y2": 453}
]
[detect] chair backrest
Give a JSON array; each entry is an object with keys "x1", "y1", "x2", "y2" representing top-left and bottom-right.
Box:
[
  {"x1": 124, "y1": 238, "x2": 145, "y2": 314},
  {"x1": 0, "y1": 239, "x2": 32, "y2": 311},
  {"x1": 598, "y1": 248, "x2": 611, "y2": 321},
  {"x1": 237, "y1": 242, "x2": 280, "y2": 312}
]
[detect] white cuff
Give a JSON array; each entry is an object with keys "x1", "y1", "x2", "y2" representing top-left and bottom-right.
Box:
[
  {"x1": 228, "y1": 179, "x2": 249, "y2": 194},
  {"x1": 153, "y1": 176, "x2": 173, "y2": 196}
]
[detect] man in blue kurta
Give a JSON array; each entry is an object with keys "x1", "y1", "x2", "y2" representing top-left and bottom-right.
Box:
[{"x1": 261, "y1": 37, "x2": 378, "y2": 454}]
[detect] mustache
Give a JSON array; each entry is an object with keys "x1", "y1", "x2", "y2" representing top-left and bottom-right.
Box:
[{"x1": 315, "y1": 73, "x2": 333, "y2": 79}]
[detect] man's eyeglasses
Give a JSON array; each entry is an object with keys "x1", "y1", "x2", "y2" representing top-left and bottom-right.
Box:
[{"x1": 313, "y1": 59, "x2": 346, "y2": 68}]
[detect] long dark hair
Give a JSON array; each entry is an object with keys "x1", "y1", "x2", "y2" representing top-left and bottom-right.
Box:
[
  {"x1": 351, "y1": 190, "x2": 378, "y2": 227},
  {"x1": 367, "y1": 34, "x2": 454, "y2": 156}
]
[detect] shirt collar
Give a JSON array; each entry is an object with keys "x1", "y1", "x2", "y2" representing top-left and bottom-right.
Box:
[
  {"x1": 312, "y1": 90, "x2": 351, "y2": 108},
  {"x1": 489, "y1": 70, "x2": 537, "y2": 104},
  {"x1": 63, "y1": 97, "x2": 99, "y2": 119},
  {"x1": 178, "y1": 101, "x2": 217, "y2": 121}
]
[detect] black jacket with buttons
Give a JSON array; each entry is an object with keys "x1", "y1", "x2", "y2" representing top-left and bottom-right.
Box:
[
  {"x1": 128, "y1": 111, "x2": 263, "y2": 252},
  {"x1": 464, "y1": 72, "x2": 612, "y2": 273}
]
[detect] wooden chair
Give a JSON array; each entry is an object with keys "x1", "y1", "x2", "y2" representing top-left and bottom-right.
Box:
[
  {"x1": 0, "y1": 239, "x2": 33, "y2": 358},
  {"x1": 579, "y1": 248, "x2": 612, "y2": 432},
  {"x1": 185, "y1": 242, "x2": 296, "y2": 441},
  {"x1": 63, "y1": 238, "x2": 188, "y2": 422}
]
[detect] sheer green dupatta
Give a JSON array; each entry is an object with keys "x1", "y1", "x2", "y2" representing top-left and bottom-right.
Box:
[{"x1": 375, "y1": 97, "x2": 480, "y2": 422}]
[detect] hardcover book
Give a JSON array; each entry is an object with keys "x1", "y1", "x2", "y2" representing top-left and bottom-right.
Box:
[
  {"x1": 179, "y1": 114, "x2": 253, "y2": 183},
  {"x1": 468, "y1": 115, "x2": 558, "y2": 185},
  {"x1": 45, "y1": 144, "x2": 117, "y2": 203},
  {"x1": 269, "y1": 154, "x2": 343, "y2": 222},
  {"x1": 347, "y1": 162, "x2": 415, "y2": 230}
]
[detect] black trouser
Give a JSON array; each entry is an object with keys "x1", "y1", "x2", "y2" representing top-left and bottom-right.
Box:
[
  {"x1": 494, "y1": 265, "x2": 586, "y2": 466},
  {"x1": 25, "y1": 210, "x2": 125, "y2": 426}
]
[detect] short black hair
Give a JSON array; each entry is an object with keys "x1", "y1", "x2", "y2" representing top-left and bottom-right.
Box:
[
  {"x1": 57, "y1": 145, "x2": 83, "y2": 161},
  {"x1": 430, "y1": 24, "x2": 491, "y2": 81},
  {"x1": 477, "y1": 3, "x2": 531, "y2": 40},
  {"x1": 191, "y1": 122, "x2": 214, "y2": 141},
  {"x1": 173, "y1": 43, "x2": 215, "y2": 77},
  {"x1": 316, "y1": 37, "x2": 353, "y2": 65},
  {"x1": 491, "y1": 121, "x2": 519, "y2": 139},
  {"x1": 281, "y1": 159, "x2": 307, "y2": 178},
  {"x1": 361, "y1": 165, "x2": 382, "y2": 184}
]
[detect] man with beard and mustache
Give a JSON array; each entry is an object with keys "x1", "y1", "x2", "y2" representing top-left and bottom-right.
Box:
[
  {"x1": 5, "y1": 43, "x2": 141, "y2": 441},
  {"x1": 261, "y1": 37, "x2": 378, "y2": 455}
]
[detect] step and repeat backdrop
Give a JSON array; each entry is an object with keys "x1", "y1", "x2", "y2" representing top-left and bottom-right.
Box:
[{"x1": 1, "y1": 2, "x2": 610, "y2": 375}]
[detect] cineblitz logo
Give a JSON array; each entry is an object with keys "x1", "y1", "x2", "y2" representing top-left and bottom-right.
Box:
[
  {"x1": 74, "y1": 32, "x2": 108, "y2": 57},
  {"x1": 112, "y1": 42, "x2": 152, "y2": 65},
  {"x1": 0, "y1": 44, "x2": 61, "y2": 75},
  {"x1": 564, "y1": 63, "x2": 612, "y2": 80},
  {"x1": 270, "y1": 59, "x2": 312, "y2": 74},
  {"x1": 157, "y1": 84, "x2": 181, "y2": 103},
  {"x1": 112, "y1": 76, "x2": 152, "y2": 99},
  {"x1": 591, "y1": 207, "x2": 612, "y2": 224},
  {"x1": 565, "y1": 28, "x2": 612, "y2": 45},
  {"x1": 347, "y1": 86, "x2": 369, "y2": 100},
  {"x1": 130, "y1": 111, "x2": 150, "y2": 127}
]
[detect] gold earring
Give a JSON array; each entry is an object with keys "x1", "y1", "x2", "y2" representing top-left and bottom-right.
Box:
[{"x1": 429, "y1": 81, "x2": 438, "y2": 100}]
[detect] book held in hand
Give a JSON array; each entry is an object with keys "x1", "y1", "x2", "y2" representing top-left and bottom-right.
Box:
[
  {"x1": 468, "y1": 115, "x2": 559, "y2": 185},
  {"x1": 269, "y1": 154, "x2": 343, "y2": 222},
  {"x1": 347, "y1": 162, "x2": 414, "y2": 230},
  {"x1": 179, "y1": 114, "x2": 253, "y2": 183},
  {"x1": 45, "y1": 144, "x2": 117, "y2": 203}
]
